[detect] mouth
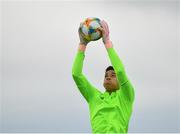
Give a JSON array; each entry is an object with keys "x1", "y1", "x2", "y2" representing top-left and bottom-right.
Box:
[{"x1": 105, "y1": 81, "x2": 111, "y2": 85}]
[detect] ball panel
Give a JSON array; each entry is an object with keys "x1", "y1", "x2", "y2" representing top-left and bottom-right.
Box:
[
  {"x1": 89, "y1": 21, "x2": 100, "y2": 29},
  {"x1": 81, "y1": 25, "x2": 89, "y2": 36},
  {"x1": 91, "y1": 32, "x2": 101, "y2": 40},
  {"x1": 88, "y1": 27, "x2": 96, "y2": 34}
]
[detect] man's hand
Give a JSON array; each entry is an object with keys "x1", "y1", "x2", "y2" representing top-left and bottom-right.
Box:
[
  {"x1": 98, "y1": 20, "x2": 110, "y2": 44},
  {"x1": 98, "y1": 20, "x2": 113, "y2": 48},
  {"x1": 78, "y1": 22, "x2": 91, "y2": 46}
]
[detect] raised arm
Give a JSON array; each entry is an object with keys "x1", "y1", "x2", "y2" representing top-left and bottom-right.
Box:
[
  {"x1": 105, "y1": 40, "x2": 128, "y2": 85},
  {"x1": 99, "y1": 20, "x2": 135, "y2": 102},
  {"x1": 72, "y1": 42, "x2": 100, "y2": 103},
  {"x1": 106, "y1": 41, "x2": 134, "y2": 101}
]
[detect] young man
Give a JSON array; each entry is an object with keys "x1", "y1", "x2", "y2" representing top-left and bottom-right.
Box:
[{"x1": 72, "y1": 20, "x2": 135, "y2": 133}]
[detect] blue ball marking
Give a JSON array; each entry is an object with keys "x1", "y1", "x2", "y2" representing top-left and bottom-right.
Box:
[{"x1": 88, "y1": 27, "x2": 95, "y2": 34}]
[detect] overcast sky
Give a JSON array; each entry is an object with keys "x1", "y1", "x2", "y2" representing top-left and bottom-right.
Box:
[{"x1": 0, "y1": 0, "x2": 179, "y2": 133}]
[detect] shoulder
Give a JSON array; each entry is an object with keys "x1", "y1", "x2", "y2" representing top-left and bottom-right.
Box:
[{"x1": 88, "y1": 88, "x2": 102, "y2": 103}]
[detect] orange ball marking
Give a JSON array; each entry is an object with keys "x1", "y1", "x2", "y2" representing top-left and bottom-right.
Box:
[{"x1": 84, "y1": 18, "x2": 93, "y2": 27}]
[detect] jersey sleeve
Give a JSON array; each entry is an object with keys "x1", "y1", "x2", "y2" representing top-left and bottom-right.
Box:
[
  {"x1": 107, "y1": 47, "x2": 135, "y2": 102},
  {"x1": 72, "y1": 50, "x2": 100, "y2": 103}
]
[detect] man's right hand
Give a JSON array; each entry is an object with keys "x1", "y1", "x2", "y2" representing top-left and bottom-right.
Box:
[{"x1": 78, "y1": 23, "x2": 91, "y2": 45}]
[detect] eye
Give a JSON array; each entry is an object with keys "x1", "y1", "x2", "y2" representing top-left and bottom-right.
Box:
[{"x1": 111, "y1": 75, "x2": 115, "y2": 77}]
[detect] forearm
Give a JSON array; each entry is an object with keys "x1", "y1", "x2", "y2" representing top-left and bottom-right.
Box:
[
  {"x1": 106, "y1": 41, "x2": 128, "y2": 85},
  {"x1": 72, "y1": 43, "x2": 99, "y2": 103},
  {"x1": 106, "y1": 41, "x2": 125, "y2": 72},
  {"x1": 72, "y1": 44, "x2": 86, "y2": 76}
]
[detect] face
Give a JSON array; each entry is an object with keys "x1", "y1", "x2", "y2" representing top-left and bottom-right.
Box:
[{"x1": 103, "y1": 70, "x2": 120, "y2": 92}]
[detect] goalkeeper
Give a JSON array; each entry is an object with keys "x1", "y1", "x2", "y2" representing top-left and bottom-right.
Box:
[{"x1": 72, "y1": 20, "x2": 135, "y2": 133}]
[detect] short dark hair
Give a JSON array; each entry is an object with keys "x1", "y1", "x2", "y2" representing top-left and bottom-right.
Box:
[{"x1": 105, "y1": 66, "x2": 114, "y2": 72}]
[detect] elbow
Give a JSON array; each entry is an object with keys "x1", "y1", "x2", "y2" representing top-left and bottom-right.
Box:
[
  {"x1": 72, "y1": 71, "x2": 78, "y2": 77},
  {"x1": 72, "y1": 73, "x2": 79, "y2": 78},
  {"x1": 72, "y1": 72, "x2": 80, "y2": 82},
  {"x1": 72, "y1": 67, "x2": 78, "y2": 77},
  {"x1": 72, "y1": 70, "x2": 81, "y2": 78}
]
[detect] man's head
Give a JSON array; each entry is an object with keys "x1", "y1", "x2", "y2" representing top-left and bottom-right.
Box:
[{"x1": 103, "y1": 66, "x2": 120, "y2": 93}]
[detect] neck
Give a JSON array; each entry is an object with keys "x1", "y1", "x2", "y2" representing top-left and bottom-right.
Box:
[{"x1": 106, "y1": 90, "x2": 116, "y2": 95}]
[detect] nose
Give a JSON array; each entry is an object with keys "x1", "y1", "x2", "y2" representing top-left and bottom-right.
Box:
[{"x1": 106, "y1": 77, "x2": 111, "y2": 81}]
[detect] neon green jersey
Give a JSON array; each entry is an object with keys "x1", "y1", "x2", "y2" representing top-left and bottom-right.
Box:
[{"x1": 72, "y1": 47, "x2": 135, "y2": 133}]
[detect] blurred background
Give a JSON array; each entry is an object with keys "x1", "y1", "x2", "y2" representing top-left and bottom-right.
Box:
[{"x1": 0, "y1": 0, "x2": 179, "y2": 133}]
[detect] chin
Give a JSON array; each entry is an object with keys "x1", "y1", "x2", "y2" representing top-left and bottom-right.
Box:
[
  {"x1": 104, "y1": 84, "x2": 117, "y2": 92},
  {"x1": 106, "y1": 88, "x2": 116, "y2": 92}
]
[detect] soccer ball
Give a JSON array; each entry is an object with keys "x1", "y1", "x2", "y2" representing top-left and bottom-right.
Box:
[{"x1": 80, "y1": 17, "x2": 102, "y2": 41}]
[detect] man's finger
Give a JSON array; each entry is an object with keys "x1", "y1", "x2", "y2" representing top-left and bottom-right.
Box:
[
  {"x1": 97, "y1": 27, "x2": 103, "y2": 31},
  {"x1": 100, "y1": 20, "x2": 106, "y2": 28},
  {"x1": 103, "y1": 20, "x2": 109, "y2": 31}
]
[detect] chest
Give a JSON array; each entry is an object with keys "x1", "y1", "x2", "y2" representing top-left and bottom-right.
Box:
[
  {"x1": 90, "y1": 93, "x2": 131, "y2": 115},
  {"x1": 89, "y1": 93, "x2": 132, "y2": 123}
]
